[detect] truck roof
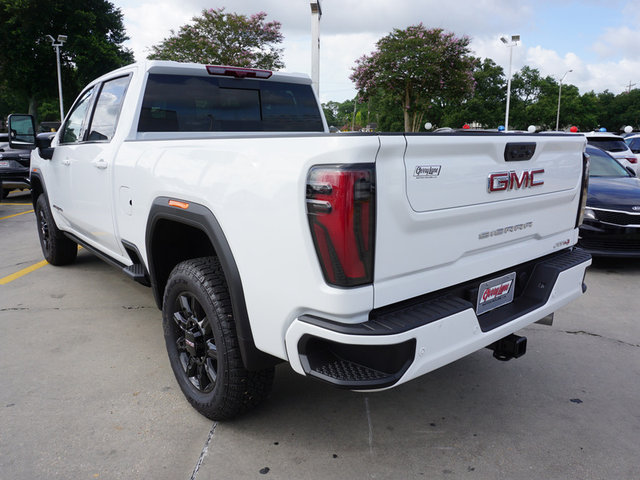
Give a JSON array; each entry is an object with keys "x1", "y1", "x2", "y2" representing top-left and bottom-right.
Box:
[{"x1": 92, "y1": 60, "x2": 313, "y2": 86}]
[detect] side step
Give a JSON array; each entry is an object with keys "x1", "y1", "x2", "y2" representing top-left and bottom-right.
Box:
[{"x1": 123, "y1": 263, "x2": 151, "y2": 287}]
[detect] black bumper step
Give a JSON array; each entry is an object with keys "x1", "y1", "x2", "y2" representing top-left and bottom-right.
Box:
[{"x1": 298, "y1": 336, "x2": 415, "y2": 389}]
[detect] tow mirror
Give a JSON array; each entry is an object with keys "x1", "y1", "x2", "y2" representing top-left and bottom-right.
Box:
[
  {"x1": 7, "y1": 114, "x2": 36, "y2": 149},
  {"x1": 36, "y1": 133, "x2": 56, "y2": 160}
]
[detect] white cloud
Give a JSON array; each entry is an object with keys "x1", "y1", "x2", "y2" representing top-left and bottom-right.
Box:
[
  {"x1": 592, "y1": 26, "x2": 640, "y2": 60},
  {"x1": 120, "y1": 2, "x2": 193, "y2": 60},
  {"x1": 112, "y1": 0, "x2": 640, "y2": 101}
]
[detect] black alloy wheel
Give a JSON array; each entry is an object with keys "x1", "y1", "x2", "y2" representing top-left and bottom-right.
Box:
[
  {"x1": 163, "y1": 257, "x2": 274, "y2": 420},
  {"x1": 34, "y1": 194, "x2": 78, "y2": 265},
  {"x1": 172, "y1": 291, "x2": 218, "y2": 393}
]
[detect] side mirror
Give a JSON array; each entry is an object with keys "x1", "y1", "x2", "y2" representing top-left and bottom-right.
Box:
[
  {"x1": 626, "y1": 166, "x2": 637, "y2": 177},
  {"x1": 36, "y1": 132, "x2": 56, "y2": 160},
  {"x1": 7, "y1": 114, "x2": 36, "y2": 148}
]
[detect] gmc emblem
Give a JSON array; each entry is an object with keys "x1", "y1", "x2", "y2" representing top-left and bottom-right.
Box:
[{"x1": 488, "y1": 169, "x2": 544, "y2": 192}]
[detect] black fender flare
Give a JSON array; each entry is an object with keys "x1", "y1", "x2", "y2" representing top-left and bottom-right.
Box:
[{"x1": 146, "y1": 197, "x2": 280, "y2": 370}]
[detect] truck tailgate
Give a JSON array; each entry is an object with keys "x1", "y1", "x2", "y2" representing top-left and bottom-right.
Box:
[{"x1": 373, "y1": 133, "x2": 587, "y2": 308}]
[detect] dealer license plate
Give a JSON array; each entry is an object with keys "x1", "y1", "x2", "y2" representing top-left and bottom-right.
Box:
[
  {"x1": 476, "y1": 272, "x2": 516, "y2": 315},
  {"x1": 0, "y1": 161, "x2": 9, "y2": 167}
]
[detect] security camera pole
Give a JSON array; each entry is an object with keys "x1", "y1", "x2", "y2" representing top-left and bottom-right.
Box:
[
  {"x1": 47, "y1": 34, "x2": 68, "y2": 121},
  {"x1": 310, "y1": 1, "x2": 322, "y2": 96}
]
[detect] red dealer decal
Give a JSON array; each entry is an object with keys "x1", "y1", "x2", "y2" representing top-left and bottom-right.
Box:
[{"x1": 480, "y1": 279, "x2": 513, "y2": 304}]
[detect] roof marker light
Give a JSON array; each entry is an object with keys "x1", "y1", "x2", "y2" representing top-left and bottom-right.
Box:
[{"x1": 206, "y1": 65, "x2": 273, "y2": 79}]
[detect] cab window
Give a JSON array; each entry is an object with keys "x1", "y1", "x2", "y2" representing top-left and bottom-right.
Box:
[
  {"x1": 60, "y1": 88, "x2": 94, "y2": 144},
  {"x1": 87, "y1": 76, "x2": 131, "y2": 142}
]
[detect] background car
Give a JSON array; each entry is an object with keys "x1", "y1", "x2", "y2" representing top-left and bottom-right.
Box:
[
  {"x1": 624, "y1": 133, "x2": 640, "y2": 166},
  {"x1": 0, "y1": 132, "x2": 31, "y2": 199},
  {"x1": 578, "y1": 145, "x2": 640, "y2": 256},
  {"x1": 585, "y1": 131, "x2": 638, "y2": 175}
]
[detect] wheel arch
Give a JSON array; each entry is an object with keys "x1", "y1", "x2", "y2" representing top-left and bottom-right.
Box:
[
  {"x1": 146, "y1": 197, "x2": 280, "y2": 370},
  {"x1": 29, "y1": 171, "x2": 46, "y2": 208}
]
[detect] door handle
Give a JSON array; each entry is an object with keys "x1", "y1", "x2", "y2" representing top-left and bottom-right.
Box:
[{"x1": 93, "y1": 158, "x2": 108, "y2": 169}]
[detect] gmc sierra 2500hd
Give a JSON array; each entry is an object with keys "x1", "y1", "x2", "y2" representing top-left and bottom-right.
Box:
[{"x1": 9, "y1": 61, "x2": 591, "y2": 420}]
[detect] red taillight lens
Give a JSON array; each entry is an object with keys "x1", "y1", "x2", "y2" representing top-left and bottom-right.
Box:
[
  {"x1": 627, "y1": 156, "x2": 637, "y2": 164},
  {"x1": 306, "y1": 164, "x2": 376, "y2": 287}
]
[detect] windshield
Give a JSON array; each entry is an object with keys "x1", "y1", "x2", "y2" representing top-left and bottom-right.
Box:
[
  {"x1": 588, "y1": 148, "x2": 632, "y2": 177},
  {"x1": 587, "y1": 137, "x2": 629, "y2": 152}
]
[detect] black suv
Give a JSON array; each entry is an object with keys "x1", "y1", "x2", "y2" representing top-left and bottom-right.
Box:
[{"x1": 0, "y1": 132, "x2": 32, "y2": 199}]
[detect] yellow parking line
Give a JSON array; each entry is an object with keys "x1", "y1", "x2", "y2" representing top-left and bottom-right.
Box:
[
  {"x1": 2, "y1": 203, "x2": 32, "y2": 206},
  {"x1": 0, "y1": 259, "x2": 48, "y2": 285},
  {"x1": 0, "y1": 209, "x2": 34, "y2": 220}
]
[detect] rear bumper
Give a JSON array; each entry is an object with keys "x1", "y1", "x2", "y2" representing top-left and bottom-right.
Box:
[{"x1": 285, "y1": 248, "x2": 591, "y2": 390}]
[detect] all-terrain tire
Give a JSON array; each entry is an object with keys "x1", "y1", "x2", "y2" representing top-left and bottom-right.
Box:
[
  {"x1": 163, "y1": 256, "x2": 275, "y2": 420},
  {"x1": 35, "y1": 194, "x2": 78, "y2": 265}
]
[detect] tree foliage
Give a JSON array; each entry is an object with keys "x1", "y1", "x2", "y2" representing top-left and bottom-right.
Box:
[
  {"x1": 0, "y1": 0, "x2": 133, "y2": 122},
  {"x1": 350, "y1": 24, "x2": 477, "y2": 132},
  {"x1": 148, "y1": 8, "x2": 284, "y2": 69}
]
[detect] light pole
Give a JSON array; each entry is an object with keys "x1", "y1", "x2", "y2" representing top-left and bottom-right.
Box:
[
  {"x1": 501, "y1": 34, "x2": 520, "y2": 131},
  {"x1": 309, "y1": 1, "x2": 322, "y2": 97},
  {"x1": 47, "y1": 34, "x2": 67, "y2": 121},
  {"x1": 556, "y1": 69, "x2": 573, "y2": 131}
]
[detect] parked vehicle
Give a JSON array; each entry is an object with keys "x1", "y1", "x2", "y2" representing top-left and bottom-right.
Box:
[
  {"x1": 0, "y1": 132, "x2": 31, "y2": 199},
  {"x1": 624, "y1": 133, "x2": 640, "y2": 166},
  {"x1": 8, "y1": 61, "x2": 592, "y2": 420},
  {"x1": 578, "y1": 145, "x2": 640, "y2": 256},
  {"x1": 585, "y1": 131, "x2": 638, "y2": 174}
]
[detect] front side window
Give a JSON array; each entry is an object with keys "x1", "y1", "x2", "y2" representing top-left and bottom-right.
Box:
[
  {"x1": 60, "y1": 88, "x2": 94, "y2": 144},
  {"x1": 87, "y1": 76, "x2": 131, "y2": 142},
  {"x1": 138, "y1": 74, "x2": 324, "y2": 133}
]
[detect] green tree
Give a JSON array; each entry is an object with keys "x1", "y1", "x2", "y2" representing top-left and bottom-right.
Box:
[
  {"x1": 148, "y1": 8, "x2": 284, "y2": 69},
  {"x1": 0, "y1": 0, "x2": 133, "y2": 123},
  {"x1": 441, "y1": 58, "x2": 506, "y2": 128},
  {"x1": 350, "y1": 24, "x2": 476, "y2": 132}
]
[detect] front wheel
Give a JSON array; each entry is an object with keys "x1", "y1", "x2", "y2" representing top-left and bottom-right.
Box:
[
  {"x1": 35, "y1": 194, "x2": 78, "y2": 265},
  {"x1": 163, "y1": 257, "x2": 274, "y2": 420}
]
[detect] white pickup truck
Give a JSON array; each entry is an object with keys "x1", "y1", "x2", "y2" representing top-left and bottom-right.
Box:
[{"x1": 9, "y1": 61, "x2": 591, "y2": 420}]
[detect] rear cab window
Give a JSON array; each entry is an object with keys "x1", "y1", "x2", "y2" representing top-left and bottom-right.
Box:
[{"x1": 138, "y1": 74, "x2": 324, "y2": 133}]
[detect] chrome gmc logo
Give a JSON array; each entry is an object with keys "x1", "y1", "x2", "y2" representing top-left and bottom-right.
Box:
[{"x1": 488, "y1": 169, "x2": 544, "y2": 192}]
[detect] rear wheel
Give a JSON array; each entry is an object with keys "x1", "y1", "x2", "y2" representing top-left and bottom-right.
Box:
[
  {"x1": 163, "y1": 257, "x2": 274, "y2": 420},
  {"x1": 35, "y1": 194, "x2": 78, "y2": 265}
]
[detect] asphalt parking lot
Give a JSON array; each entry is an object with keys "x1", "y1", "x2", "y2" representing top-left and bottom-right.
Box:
[{"x1": 1, "y1": 190, "x2": 639, "y2": 480}]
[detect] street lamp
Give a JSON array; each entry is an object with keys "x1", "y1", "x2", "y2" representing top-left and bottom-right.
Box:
[
  {"x1": 47, "y1": 34, "x2": 67, "y2": 121},
  {"x1": 309, "y1": 1, "x2": 322, "y2": 96},
  {"x1": 556, "y1": 69, "x2": 573, "y2": 131},
  {"x1": 500, "y1": 34, "x2": 520, "y2": 131}
]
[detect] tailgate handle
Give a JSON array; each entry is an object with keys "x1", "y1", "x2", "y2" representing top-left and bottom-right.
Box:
[{"x1": 504, "y1": 142, "x2": 536, "y2": 162}]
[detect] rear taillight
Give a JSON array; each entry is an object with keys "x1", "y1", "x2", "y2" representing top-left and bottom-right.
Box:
[
  {"x1": 626, "y1": 156, "x2": 637, "y2": 164},
  {"x1": 306, "y1": 164, "x2": 376, "y2": 287},
  {"x1": 576, "y1": 151, "x2": 590, "y2": 228}
]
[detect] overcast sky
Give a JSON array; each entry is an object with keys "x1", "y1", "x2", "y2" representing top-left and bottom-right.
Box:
[{"x1": 112, "y1": 0, "x2": 640, "y2": 103}]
